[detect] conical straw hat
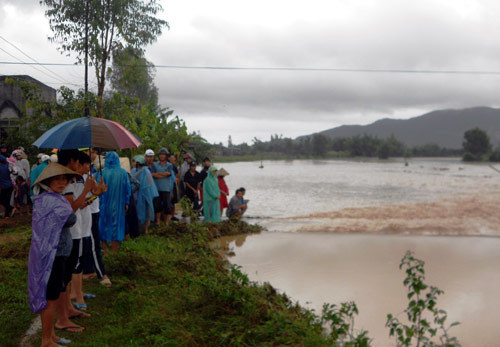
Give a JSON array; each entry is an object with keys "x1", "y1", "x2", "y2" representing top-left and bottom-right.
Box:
[
  {"x1": 217, "y1": 168, "x2": 229, "y2": 176},
  {"x1": 33, "y1": 163, "x2": 81, "y2": 187}
]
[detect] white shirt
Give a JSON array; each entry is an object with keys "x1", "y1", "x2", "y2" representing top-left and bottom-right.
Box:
[
  {"x1": 84, "y1": 174, "x2": 100, "y2": 214},
  {"x1": 63, "y1": 178, "x2": 92, "y2": 239}
]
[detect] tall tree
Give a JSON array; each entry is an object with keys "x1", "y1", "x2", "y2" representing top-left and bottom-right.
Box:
[
  {"x1": 109, "y1": 45, "x2": 159, "y2": 108},
  {"x1": 462, "y1": 127, "x2": 491, "y2": 160},
  {"x1": 41, "y1": 0, "x2": 168, "y2": 117}
]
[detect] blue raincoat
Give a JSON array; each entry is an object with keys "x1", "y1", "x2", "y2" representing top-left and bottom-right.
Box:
[
  {"x1": 133, "y1": 166, "x2": 159, "y2": 225},
  {"x1": 28, "y1": 192, "x2": 73, "y2": 313},
  {"x1": 95, "y1": 152, "x2": 131, "y2": 242},
  {"x1": 203, "y1": 169, "x2": 221, "y2": 222}
]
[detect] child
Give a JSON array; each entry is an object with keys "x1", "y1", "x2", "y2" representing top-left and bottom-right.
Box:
[
  {"x1": 12, "y1": 175, "x2": 30, "y2": 216},
  {"x1": 29, "y1": 163, "x2": 82, "y2": 346}
]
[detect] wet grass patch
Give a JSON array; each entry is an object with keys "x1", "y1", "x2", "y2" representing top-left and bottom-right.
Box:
[{"x1": 1, "y1": 220, "x2": 360, "y2": 346}]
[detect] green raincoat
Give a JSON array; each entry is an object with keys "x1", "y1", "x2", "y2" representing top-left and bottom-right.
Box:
[{"x1": 203, "y1": 166, "x2": 221, "y2": 222}]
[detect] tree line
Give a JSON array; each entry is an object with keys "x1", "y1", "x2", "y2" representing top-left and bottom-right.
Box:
[{"x1": 216, "y1": 133, "x2": 462, "y2": 159}]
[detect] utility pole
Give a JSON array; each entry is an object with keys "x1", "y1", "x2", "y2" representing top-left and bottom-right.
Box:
[{"x1": 84, "y1": 0, "x2": 89, "y2": 117}]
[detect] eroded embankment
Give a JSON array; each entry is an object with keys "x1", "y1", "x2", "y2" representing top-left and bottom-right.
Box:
[{"x1": 287, "y1": 191, "x2": 500, "y2": 236}]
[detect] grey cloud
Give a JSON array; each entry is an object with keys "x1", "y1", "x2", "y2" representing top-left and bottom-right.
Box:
[{"x1": 147, "y1": 0, "x2": 500, "y2": 137}]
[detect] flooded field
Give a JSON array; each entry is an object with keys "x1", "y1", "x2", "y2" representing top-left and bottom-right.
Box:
[
  {"x1": 215, "y1": 158, "x2": 500, "y2": 346},
  {"x1": 220, "y1": 158, "x2": 500, "y2": 235}
]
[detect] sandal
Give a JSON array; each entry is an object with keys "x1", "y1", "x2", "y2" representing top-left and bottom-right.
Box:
[
  {"x1": 100, "y1": 278, "x2": 112, "y2": 287},
  {"x1": 69, "y1": 310, "x2": 90, "y2": 318},
  {"x1": 56, "y1": 337, "x2": 71, "y2": 345},
  {"x1": 72, "y1": 302, "x2": 88, "y2": 311},
  {"x1": 55, "y1": 325, "x2": 84, "y2": 332},
  {"x1": 83, "y1": 293, "x2": 96, "y2": 300}
]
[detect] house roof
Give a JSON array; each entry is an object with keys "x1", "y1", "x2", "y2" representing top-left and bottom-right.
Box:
[{"x1": 0, "y1": 75, "x2": 57, "y2": 93}]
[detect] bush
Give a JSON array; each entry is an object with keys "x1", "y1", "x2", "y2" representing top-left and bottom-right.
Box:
[
  {"x1": 489, "y1": 150, "x2": 500, "y2": 162},
  {"x1": 462, "y1": 152, "x2": 477, "y2": 161},
  {"x1": 386, "y1": 251, "x2": 460, "y2": 346}
]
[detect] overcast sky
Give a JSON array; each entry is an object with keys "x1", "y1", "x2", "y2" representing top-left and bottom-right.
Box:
[{"x1": 2, "y1": 0, "x2": 500, "y2": 144}]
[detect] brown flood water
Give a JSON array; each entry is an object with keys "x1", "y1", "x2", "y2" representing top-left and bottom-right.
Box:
[
  {"x1": 215, "y1": 159, "x2": 500, "y2": 345},
  {"x1": 217, "y1": 232, "x2": 500, "y2": 346}
]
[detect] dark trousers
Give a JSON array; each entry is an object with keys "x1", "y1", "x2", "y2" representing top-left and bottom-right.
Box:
[
  {"x1": 126, "y1": 196, "x2": 140, "y2": 238},
  {"x1": 83, "y1": 212, "x2": 107, "y2": 278},
  {"x1": 186, "y1": 192, "x2": 200, "y2": 211},
  {"x1": 0, "y1": 186, "x2": 13, "y2": 216}
]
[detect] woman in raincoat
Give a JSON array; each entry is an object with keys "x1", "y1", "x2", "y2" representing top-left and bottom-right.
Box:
[
  {"x1": 217, "y1": 168, "x2": 229, "y2": 215},
  {"x1": 132, "y1": 155, "x2": 158, "y2": 234},
  {"x1": 29, "y1": 163, "x2": 80, "y2": 346},
  {"x1": 202, "y1": 166, "x2": 221, "y2": 222},
  {"x1": 95, "y1": 152, "x2": 131, "y2": 253}
]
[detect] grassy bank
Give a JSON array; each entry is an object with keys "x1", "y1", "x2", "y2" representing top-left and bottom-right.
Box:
[
  {"x1": 0, "y1": 219, "x2": 365, "y2": 346},
  {"x1": 0, "y1": 221, "x2": 34, "y2": 347}
]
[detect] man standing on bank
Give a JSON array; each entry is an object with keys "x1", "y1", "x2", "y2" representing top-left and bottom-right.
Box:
[{"x1": 151, "y1": 148, "x2": 174, "y2": 226}]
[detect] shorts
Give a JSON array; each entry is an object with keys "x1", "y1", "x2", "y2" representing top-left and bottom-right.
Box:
[
  {"x1": 80, "y1": 236, "x2": 93, "y2": 274},
  {"x1": 65, "y1": 239, "x2": 81, "y2": 285},
  {"x1": 154, "y1": 191, "x2": 171, "y2": 214},
  {"x1": 46, "y1": 256, "x2": 67, "y2": 301}
]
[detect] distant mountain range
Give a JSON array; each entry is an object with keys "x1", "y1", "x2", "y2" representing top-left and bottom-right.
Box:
[{"x1": 301, "y1": 107, "x2": 500, "y2": 149}]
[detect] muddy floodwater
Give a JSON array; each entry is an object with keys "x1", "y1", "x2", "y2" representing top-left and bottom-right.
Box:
[
  {"x1": 215, "y1": 158, "x2": 500, "y2": 346},
  {"x1": 217, "y1": 233, "x2": 500, "y2": 346}
]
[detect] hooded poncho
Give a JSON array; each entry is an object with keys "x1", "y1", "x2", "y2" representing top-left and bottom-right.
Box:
[
  {"x1": 28, "y1": 192, "x2": 73, "y2": 313},
  {"x1": 95, "y1": 152, "x2": 131, "y2": 242},
  {"x1": 133, "y1": 166, "x2": 159, "y2": 224},
  {"x1": 30, "y1": 161, "x2": 49, "y2": 196},
  {"x1": 203, "y1": 168, "x2": 221, "y2": 222}
]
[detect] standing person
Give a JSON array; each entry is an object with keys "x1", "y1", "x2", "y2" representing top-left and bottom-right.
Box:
[
  {"x1": 217, "y1": 168, "x2": 230, "y2": 216},
  {"x1": 151, "y1": 148, "x2": 173, "y2": 226},
  {"x1": 32, "y1": 153, "x2": 44, "y2": 171},
  {"x1": 198, "y1": 157, "x2": 211, "y2": 206},
  {"x1": 199, "y1": 157, "x2": 211, "y2": 182},
  {"x1": 124, "y1": 158, "x2": 140, "y2": 239},
  {"x1": 184, "y1": 162, "x2": 201, "y2": 212},
  {"x1": 12, "y1": 175, "x2": 30, "y2": 216},
  {"x1": 144, "y1": 149, "x2": 155, "y2": 172},
  {"x1": 29, "y1": 163, "x2": 80, "y2": 347},
  {"x1": 133, "y1": 155, "x2": 158, "y2": 233},
  {"x1": 95, "y1": 152, "x2": 131, "y2": 253},
  {"x1": 53, "y1": 150, "x2": 93, "y2": 333},
  {"x1": 13, "y1": 149, "x2": 30, "y2": 181},
  {"x1": 226, "y1": 188, "x2": 249, "y2": 218},
  {"x1": 0, "y1": 155, "x2": 13, "y2": 218},
  {"x1": 60, "y1": 151, "x2": 95, "y2": 314},
  {"x1": 168, "y1": 153, "x2": 179, "y2": 221},
  {"x1": 178, "y1": 153, "x2": 192, "y2": 198},
  {"x1": 84, "y1": 148, "x2": 111, "y2": 287},
  {"x1": 203, "y1": 166, "x2": 221, "y2": 222},
  {"x1": 0, "y1": 144, "x2": 10, "y2": 158},
  {"x1": 30, "y1": 155, "x2": 51, "y2": 196}
]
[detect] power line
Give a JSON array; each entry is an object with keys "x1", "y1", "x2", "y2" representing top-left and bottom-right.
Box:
[
  {"x1": 0, "y1": 35, "x2": 78, "y2": 86},
  {"x1": 0, "y1": 49, "x2": 80, "y2": 86},
  {"x1": 2, "y1": 60, "x2": 500, "y2": 76}
]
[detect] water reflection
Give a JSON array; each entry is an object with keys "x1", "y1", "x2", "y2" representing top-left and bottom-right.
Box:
[{"x1": 215, "y1": 234, "x2": 250, "y2": 256}]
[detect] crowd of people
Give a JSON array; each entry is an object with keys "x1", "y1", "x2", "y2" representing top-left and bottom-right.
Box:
[{"x1": 0, "y1": 144, "x2": 250, "y2": 346}]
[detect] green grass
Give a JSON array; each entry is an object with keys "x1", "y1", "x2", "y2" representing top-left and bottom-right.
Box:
[
  {"x1": 0, "y1": 227, "x2": 34, "y2": 347},
  {"x1": 0, "y1": 220, "x2": 340, "y2": 346}
]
